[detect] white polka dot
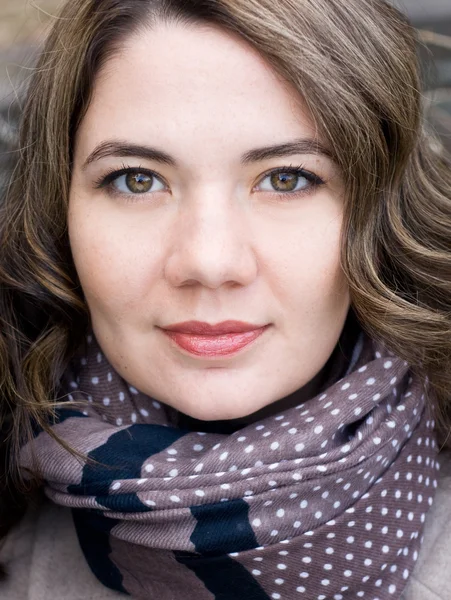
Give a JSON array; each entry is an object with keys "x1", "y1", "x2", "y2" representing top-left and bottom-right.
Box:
[
  {"x1": 145, "y1": 464, "x2": 154, "y2": 473},
  {"x1": 170, "y1": 495, "x2": 181, "y2": 503},
  {"x1": 111, "y1": 482, "x2": 121, "y2": 490},
  {"x1": 271, "y1": 442, "x2": 280, "y2": 451}
]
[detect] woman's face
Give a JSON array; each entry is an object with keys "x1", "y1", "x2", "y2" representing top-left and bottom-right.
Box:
[{"x1": 69, "y1": 22, "x2": 350, "y2": 421}]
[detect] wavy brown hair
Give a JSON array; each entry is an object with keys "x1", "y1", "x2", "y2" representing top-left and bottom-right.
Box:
[{"x1": 1, "y1": 0, "x2": 451, "y2": 553}]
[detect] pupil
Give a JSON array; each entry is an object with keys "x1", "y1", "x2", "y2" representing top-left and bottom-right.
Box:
[
  {"x1": 271, "y1": 172, "x2": 298, "y2": 192},
  {"x1": 126, "y1": 173, "x2": 152, "y2": 193}
]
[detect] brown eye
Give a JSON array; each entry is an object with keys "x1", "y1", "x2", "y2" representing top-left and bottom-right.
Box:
[
  {"x1": 125, "y1": 172, "x2": 153, "y2": 193},
  {"x1": 105, "y1": 170, "x2": 167, "y2": 195},
  {"x1": 255, "y1": 168, "x2": 324, "y2": 196},
  {"x1": 269, "y1": 172, "x2": 301, "y2": 192}
]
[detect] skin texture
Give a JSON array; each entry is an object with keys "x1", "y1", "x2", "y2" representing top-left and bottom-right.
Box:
[{"x1": 68, "y1": 22, "x2": 350, "y2": 422}]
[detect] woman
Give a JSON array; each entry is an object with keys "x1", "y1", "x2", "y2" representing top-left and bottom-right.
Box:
[{"x1": 1, "y1": 0, "x2": 451, "y2": 598}]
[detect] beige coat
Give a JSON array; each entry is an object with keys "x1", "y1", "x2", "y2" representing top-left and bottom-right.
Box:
[{"x1": 2, "y1": 452, "x2": 451, "y2": 600}]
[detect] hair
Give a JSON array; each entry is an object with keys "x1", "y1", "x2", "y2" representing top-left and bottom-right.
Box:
[{"x1": 1, "y1": 0, "x2": 450, "y2": 557}]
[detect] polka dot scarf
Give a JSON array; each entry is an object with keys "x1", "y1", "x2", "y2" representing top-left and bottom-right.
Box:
[{"x1": 20, "y1": 332, "x2": 439, "y2": 600}]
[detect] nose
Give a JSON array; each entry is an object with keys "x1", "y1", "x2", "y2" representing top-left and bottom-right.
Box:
[{"x1": 164, "y1": 191, "x2": 258, "y2": 289}]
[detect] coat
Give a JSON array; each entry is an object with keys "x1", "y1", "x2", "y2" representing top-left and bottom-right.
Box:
[{"x1": 1, "y1": 452, "x2": 451, "y2": 600}]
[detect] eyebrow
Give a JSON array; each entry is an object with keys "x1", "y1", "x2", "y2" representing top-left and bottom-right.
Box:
[{"x1": 81, "y1": 138, "x2": 333, "y2": 170}]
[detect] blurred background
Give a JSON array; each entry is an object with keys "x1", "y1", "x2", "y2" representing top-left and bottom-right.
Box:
[{"x1": 0, "y1": 0, "x2": 451, "y2": 185}]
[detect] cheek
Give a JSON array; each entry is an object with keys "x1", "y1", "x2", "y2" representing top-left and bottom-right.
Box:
[
  {"x1": 267, "y1": 209, "x2": 348, "y2": 314},
  {"x1": 68, "y1": 204, "x2": 161, "y2": 312}
]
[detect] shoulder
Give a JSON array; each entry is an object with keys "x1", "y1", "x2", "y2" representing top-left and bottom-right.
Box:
[
  {"x1": 0, "y1": 493, "x2": 123, "y2": 600},
  {"x1": 401, "y1": 450, "x2": 451, "y2": 600}
]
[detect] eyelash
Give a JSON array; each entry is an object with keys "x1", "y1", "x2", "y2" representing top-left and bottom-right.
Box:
[{"x1": 93, "y1": 163, "x2": 326, "y2": 201}]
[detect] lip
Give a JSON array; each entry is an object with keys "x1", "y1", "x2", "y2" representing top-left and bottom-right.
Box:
[
  {"x1": 161, "y1": 320, "x2": 268, "y2": 335},
  {"x1": 159, "y1": 321, "x2": 270, "y2": 358}
]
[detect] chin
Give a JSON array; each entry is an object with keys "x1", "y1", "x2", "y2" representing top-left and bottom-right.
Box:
[{"x1": 169, "y1": 397, "x2": 263, "y2": 423}]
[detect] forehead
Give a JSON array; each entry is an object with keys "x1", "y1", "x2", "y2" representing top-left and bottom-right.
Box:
[{"x1": 75, "y1": 22, "x2": 318, "y2": 160}]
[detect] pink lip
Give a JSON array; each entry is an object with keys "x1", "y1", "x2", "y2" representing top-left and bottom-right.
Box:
[
  {"x1": 159, "y1": 321, "x2": 270, "y2": 357},
  {"x1": 161, "y1": 320, "x2": 267, "y2": 335}
]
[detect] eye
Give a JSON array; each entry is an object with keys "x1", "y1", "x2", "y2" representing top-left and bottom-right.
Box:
[
  {"x1": 94, "y1": 166, "x2": 168, "y2": 196},
  {"x1": 255, "y1": 167, "x2": 324, "y2": 194},
  {"x1": 112, "y1": 171, "x2": 166, "y2": 194}
]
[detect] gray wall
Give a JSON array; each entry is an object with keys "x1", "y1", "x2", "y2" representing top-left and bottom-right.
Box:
[{"x1": 394, "y1": 0, "x2": 451, "y2": 23}]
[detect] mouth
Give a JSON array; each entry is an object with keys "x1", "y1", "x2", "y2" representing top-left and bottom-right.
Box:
[{"x1": 158, "y1": 321, "x2": 271, "y2": 358}]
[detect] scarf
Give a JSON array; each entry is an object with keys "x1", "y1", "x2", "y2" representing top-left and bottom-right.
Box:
[{"x1": 19, "y1": 330, "x2": 439, "y2": 600}]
